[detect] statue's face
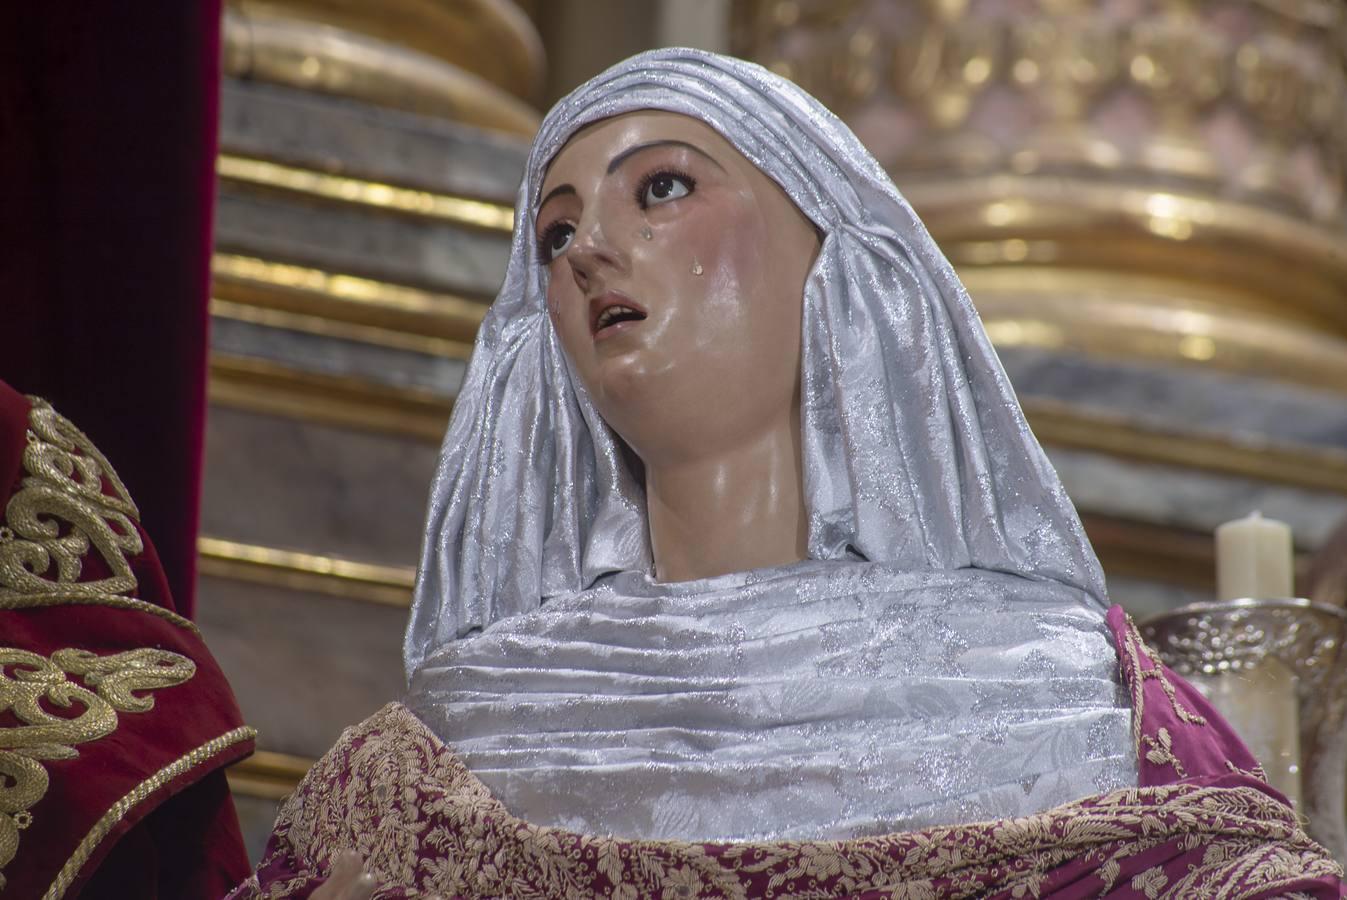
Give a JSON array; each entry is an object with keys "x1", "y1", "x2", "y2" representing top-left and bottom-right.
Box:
[{"x1": 537, "y1": 111, "x2": 821, "y2": 464}]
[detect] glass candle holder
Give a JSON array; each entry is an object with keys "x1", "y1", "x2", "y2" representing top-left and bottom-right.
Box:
[{"x1": 1141, "y1": 598, "x2": 1347, "y2": 864}]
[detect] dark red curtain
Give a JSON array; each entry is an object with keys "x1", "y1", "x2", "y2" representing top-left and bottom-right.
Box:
[{"x1": 0, "y1": 0, "x2": 222, "y2": 618}]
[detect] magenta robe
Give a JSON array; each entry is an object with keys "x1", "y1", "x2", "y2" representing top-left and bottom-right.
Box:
[{"x1": 230, "y1": 607, "x2": 1343, "y2": 898}]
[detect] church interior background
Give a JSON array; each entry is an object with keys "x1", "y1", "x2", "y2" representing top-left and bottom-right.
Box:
[{"x1": 202, "y1": 0, "x2": 1347, "y2": 860}]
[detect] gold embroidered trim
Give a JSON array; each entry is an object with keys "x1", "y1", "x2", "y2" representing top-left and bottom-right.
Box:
[
  {"x1": 1226, "y1": 758, "x2": 1272, "y2": 783},
  {"x1": 44, "y1": 724, "x2": 256, "y2": 900},
  {"x1": 0, "y1": 648, "x2": 197, "y2": 891},
  {"x1": 250, "y1": 704, "x2": 1340, "y2": 899},
  {"x1": 0, "y1": 398, "x2": 197, "y2": 636},
  {"x1": 1142, "y1": 726, "x2": 1186, "y2": 778},
  {"x1": 1119, "y1": 614, "x2": 1206, "y2": 770},
  {"x1": 1, "y1": 398, "x2": 142, "y2": 600},
  {"x1": 0, "y1": 591, "x2": 198, "y2": 634}
]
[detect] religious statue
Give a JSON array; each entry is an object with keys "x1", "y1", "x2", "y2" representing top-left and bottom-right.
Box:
[{"x1": 230, "y1": 49, "x2": 1342, "y2": 898}]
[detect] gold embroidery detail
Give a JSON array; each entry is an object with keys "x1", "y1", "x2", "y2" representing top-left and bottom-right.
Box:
[
  {"x1": 44, "y1": 722, "x2": 254, "y2": 900},
  {"x1": 44, "y1": 724, "x2": 256, "y2": 900},
  {"x1": 1131, "y1": 865, "x2": 1168, "y2": 898},
  {"x1": 1225, "y1": 758, "x2": 1271, "y2": 783},
  {"x1": 0, "y1": 591, "x2": 198, "y2": 634},
  {"x1": 0, "y1": 398, "x2": 197, "y2": 637},
  {"x1": 1, "y1": 398, "x2": 141, "y2": 600},
  {"x1": 0, "y1": 648, "x2": 196, "y2": 891},
  {"x1": 1119, "y1": 613, "x2": 1207, "y2": 777},
  {"x1": 1142, "y1": 726, "x2": 1187, "y2": 778},
  {"x1": 1131, "y1": 620, "x2": 1206, "y2": 726},
  {"x1": 1097, "y1": 856, "x2": 1121, "y2": 891},
  {"x1": 239, "y1": 703, "x2": 1342, "y2": 899}
]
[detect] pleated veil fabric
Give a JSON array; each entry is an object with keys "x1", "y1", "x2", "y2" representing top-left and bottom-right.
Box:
[
  {"x1": 402, "y1": 49, "x2": 1134, "y2": 840},
  {"x1": 406, "y1": 48, "x2": 1108, "y2": 670}
]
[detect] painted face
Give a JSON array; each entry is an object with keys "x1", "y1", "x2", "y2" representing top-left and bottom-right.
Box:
[{"x1": 535, "y1": 111, "x2": 821, "y2": 465}]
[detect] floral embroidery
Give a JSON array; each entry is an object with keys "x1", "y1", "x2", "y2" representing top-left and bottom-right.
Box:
[
  {"x1": 1131, "y1": 866, "x2": 1167, "y2": 898},
  {"x1": 235, "y1": 703, "x2": 1342, "y2": 899},
  {"x1": 1226, "y1": 759, "x2": 1271, "y2": 783},
  {"x1": 1114, "y1": 611, "x2": 1223, "y2": 786},
  {"x1": 1142, "y1": 727, "x2": 1186, "y2": 778}
]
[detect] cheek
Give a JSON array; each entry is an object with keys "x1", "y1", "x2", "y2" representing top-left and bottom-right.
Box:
[
  {"x1": 695, "y1": 202, "x2": 760, "y2": 270},
  {"x1": 545, "y1": 275, "x2": 560, "y2": 318},
  {"x1": 699, "y1": 205, "x2": 783, "y2": 327},
  {"x1": 547, "y1": 274, "x2": 589, "y2": 360}
]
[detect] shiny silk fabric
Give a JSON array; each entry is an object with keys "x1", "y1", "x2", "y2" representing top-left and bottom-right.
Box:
[
  {"x1": 404, "y1": 49, "x2": 1135, "y2": 840},
  {"x1": 233, "y1": 612, "x2": 1342, "y2": 898}
]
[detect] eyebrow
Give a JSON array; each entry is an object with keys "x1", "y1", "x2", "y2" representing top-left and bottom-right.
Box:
[
  {"x1": 606, "y1": 139, "x2": 724, "y2": 175},
  {"x1": 536, "y1": 139, "x2": 725, "y2": 214},
  {"x1": 537, "y1": 184, "x2": 575, "y2": 211}
]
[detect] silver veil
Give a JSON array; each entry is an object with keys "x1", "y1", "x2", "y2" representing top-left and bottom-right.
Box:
[{"x1": 403, "y1": 48, "x2": 1134, "y2": 841}]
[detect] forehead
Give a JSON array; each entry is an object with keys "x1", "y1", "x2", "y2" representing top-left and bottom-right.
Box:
[{"x1": 539, "y1": 111, "x2": 744, "y2": 193}]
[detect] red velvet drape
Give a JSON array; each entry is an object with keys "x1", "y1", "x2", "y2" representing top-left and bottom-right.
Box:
[{"x1": 0, "y1": 0, "x2": 222, "y2": 618}]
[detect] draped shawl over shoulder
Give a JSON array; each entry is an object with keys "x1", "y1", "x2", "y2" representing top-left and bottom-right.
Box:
[{"x1": 402, "y1": 48, "x2": 1135, "y2": 841}]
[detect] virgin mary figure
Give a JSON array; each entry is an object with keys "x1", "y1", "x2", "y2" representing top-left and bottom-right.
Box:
[{"x1": 232, "y1": 49, "x2": 1341, "y2": 898}]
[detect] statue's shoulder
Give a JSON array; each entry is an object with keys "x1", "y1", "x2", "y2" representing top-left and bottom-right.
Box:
[{"x1": 0, "y1": 381, "x2": 254, "y2": 898}]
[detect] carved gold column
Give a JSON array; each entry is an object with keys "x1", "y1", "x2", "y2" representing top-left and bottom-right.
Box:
[
  {"x1": 208, "y1": 1, "x2": 543, "y2": 853},
  {"x1": 733, "y1": 0, "x2": 1347, "y2": 391},
  {"x1": 223, "y1": 0, "x2": 544, "y2": 135}
]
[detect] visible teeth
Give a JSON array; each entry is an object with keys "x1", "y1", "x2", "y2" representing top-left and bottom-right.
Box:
[{"x1": 597, "y1": 305, "x2": 639, "y2": 330}]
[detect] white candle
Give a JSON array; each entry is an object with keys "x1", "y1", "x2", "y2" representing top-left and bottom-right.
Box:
[{"x1": 1216, "y1": 511, "x2": 1294, "y2": 601}]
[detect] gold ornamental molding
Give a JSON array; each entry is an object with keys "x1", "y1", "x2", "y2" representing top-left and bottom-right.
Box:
[
  {"x1": 223, "y1": 1, "x2": 542, "y2": 136},
  {"x1": 210, "y1": 155, "x2": 1347, "y2": 393},
  {"x1": 968, "y1": 268, "x2": 1347, "y2": 396},
  {"x1": 217, "y1": 155, "x2": 516, "y2": 234},
  {"x1": 227, "y1": 749, "x2": 315, "y2": 801},
  {"x1": 198, "y1": 536, "x2": 415, "y2": 608},
  {"x1": 1023, "y1": 397, "x2": 1347, "y2": 497},
  {"x1": 736, "y1": 0, "x2": 1347, "y2": 220},
  {"x1": 908, "y1": 176, "x2": 1347, "y2": 395},
  {"x1": 207, "y1": 354, "x2": 453, "y2": 442},
  {"x1": 211, "y1": 298, "x2": 474, "y2": 360},
  {"x1": 734, "y1": 0, "x2": 1347, "y2": 396},
  {"x1": 905, "y1": 177, "x2": 1347, "y2": 337},
  {"x1": 229, "y1": 0, "x2": 544, "y2": 101},
  {"x1": 211, "y1": 254, "x2": 487, "y2": 346}
]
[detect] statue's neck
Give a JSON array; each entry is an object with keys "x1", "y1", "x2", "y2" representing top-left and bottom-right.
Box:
[{"x1": 643, "y1": 406, "x2": 807, "y2": 583}]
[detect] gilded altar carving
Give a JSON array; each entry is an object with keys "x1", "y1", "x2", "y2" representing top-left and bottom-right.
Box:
[
  {"x1": 731, "y1": 0, "x2": 1347, "y2": 397},
  {"x1": 221, "y1": 0, "x2": 544, "y2": 136},
  {"x1": 734, "y1": 0, "x2": 1347, "y2": 219},
  {"x1": 0, "y1": 647, "x2": 197, "y2": 890}
]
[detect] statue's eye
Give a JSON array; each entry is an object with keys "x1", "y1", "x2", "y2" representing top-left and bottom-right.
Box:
[
  {"x1": 537, "y1": 223, "x2": 575, "y2": 263},
  {"x1": 638, "y1": 171, "x2": 694, "y2": 209}
]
